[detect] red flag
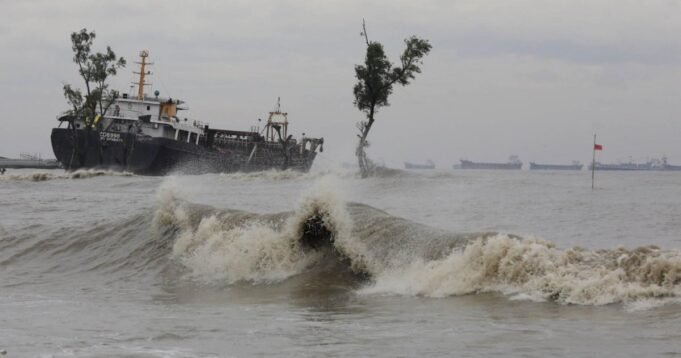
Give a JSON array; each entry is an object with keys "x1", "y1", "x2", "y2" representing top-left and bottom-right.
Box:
[{"x1": 594, "y1": 144, "x2": 603, "y2": 151}]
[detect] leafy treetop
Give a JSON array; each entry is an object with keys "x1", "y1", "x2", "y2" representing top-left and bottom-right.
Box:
[{"x1": 63, "y1": 29, "x2": 126, "y2": 122}]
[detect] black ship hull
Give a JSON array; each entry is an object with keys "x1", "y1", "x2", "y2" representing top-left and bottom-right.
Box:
[{"x1": 51, "y1": 128, "x2": 316, "y2": 175}]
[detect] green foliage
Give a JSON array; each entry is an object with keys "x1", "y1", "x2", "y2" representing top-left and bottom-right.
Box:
[
  {"x1": 352, "y1": 22, "x2": 431, "y2": 177},
  {"x1": 63, "y1": 29, "x2": 126, "y2": 120},
  {"x1": 353, "y1": 36, "x2": 431, "y2": 120},
  {"x1": 353, "y1": 42, "x2": 393, "y2": 114},
  {"x1": 62, "y1": 84, "x2": 82, "y2": 114}
]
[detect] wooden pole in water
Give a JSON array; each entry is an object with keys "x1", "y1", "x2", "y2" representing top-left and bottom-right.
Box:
[{"x1": 592, "y1": 134, "x2": 596, "y2": 190}]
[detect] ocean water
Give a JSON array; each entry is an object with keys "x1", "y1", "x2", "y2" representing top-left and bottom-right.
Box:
[{"x1": 1, "y1": 167, "x2": 681, "y2": 357}]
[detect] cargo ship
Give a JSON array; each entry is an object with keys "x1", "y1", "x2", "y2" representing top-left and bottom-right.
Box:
[
  {"x1": 529, "y1": 161, "x2": 583, "y2": 170},
  {"x1": 404, "y1": 160, "x2": 435, "y2": 170},
  {"x1": 589, "y1": 162, "x2": 652, "y2": 171},
  {"x1": 590, "y1": 157, "x2": 681, "y2": 171},
  {"x1": 51, "y1": 51, "x2": 323, "y2": 175},
  {"x1": 457, "y1": 155, "x2": 522, "y2": 170}
]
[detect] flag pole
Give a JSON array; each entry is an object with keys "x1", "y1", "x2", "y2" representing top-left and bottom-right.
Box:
[{"x1": 592, "y1": 134, "x2": 596, "y2": 190}]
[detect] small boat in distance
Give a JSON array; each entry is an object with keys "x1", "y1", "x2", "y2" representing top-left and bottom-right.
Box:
[
  {"x1": 404, "y1": 160, "x2": 435, "y2": 170},
  {"x1": 457, "y1": 155, "x2": 522, "y2": 170},
  {"x1": 529, "y1": 161, "x2": 583, "y2": 171}
]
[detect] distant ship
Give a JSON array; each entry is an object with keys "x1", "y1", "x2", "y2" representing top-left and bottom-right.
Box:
[
  {"x1": 51, "y1": 50, "x2": 323, "y2": 175},
  {"x1": 656, "y1": 157, "x2": 681, "y2": 171},
  {"x1": 529, "y1": 161, "x2": 583, "y2": 171},
  {"x1": 404, "y1": 160, "x2": 435, "y2": 170},
  {"x1": 0, "y1": 153, "x2": 62, "y2": 170},
  {"x1": 589, "y1": 162, "x2": 652, "y2": 171},
  {"x1": 590, "y1": 157, "x2": 681, "y2": 171},
  {"x1": 660, "y1": 163, "x2": 681, "y2": 171},
  {"x1": 457, "y1": 155, "x2": 522, "y2": 170}
]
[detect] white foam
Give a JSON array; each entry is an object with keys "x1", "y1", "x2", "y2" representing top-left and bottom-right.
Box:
[
  {"x1": 172, "y1": 215, "x2": 319, "y2": 284},
  {"x1": 153, "y1": 175, "x2": 681, "y2": 307},
  {"x1": 157, "y1": 175, "x2": 356, "y2": 284},
  {"x1": 361, "y1": 235, "x2": 681, "y2": 306},
  {"x1": 152, "y1": 177, "x2": 191, "y2": 229}
]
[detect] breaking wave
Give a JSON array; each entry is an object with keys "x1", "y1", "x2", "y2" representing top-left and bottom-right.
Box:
[
  {"x1": 151, "y1": 177, "x2": 681, "y2": 307},
  {"x1": 361, "y1": 236, "x2": 681, "y2": 306},
  {"x1": 153, "y1": 176, "x2": 354, "y2": 284},
  {"x1": 4, "y1": 175, "x2": 680, "y2": 308},
  {"x1": 0, "y1": 169, "x2": 134, "y2": 182}
]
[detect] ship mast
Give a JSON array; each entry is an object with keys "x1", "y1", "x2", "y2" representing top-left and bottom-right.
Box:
[
  {"x1": 266, "y1": 97, "x2": 289, "y2": 142},
  {"x1": 132, "y1": 50, "x2": 152, "y2": 100}
]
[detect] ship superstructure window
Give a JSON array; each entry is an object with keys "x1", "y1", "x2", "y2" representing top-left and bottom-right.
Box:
[{"x1": 147, "y1": 105, "x2": 150, "y2": 111}]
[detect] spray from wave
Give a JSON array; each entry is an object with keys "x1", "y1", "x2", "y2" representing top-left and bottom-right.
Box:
[
  {"x1": 153, "y1": 176, "x2": 354, "y2": 284},
  {"x1": 149, "y1": 176, "x2": 681, "y2": 306}
]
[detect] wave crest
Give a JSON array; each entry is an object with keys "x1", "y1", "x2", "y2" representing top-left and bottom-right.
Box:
[
  {"x1": 151, "y1": 176, "x2": 681, "y2": 307},
  {"x1": 363, "y1": 235, "x2": 681, "y2": 306},
  {"x1": 154, "y1": 176, "x2": 352, "y2": 284}
]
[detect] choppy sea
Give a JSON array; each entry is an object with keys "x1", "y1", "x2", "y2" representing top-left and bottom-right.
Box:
[{"x1": 1, "y1": 167, "x2": 680, "y2": 357}]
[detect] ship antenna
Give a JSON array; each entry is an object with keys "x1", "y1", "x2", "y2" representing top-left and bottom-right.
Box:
[{"x1": 132, "y1": 50, "x2": 153, "y2": 100}]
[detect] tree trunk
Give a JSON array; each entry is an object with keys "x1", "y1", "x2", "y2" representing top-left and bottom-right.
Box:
[{"x1": 356, "y1": 106, "x2": 375, "y2": 178}]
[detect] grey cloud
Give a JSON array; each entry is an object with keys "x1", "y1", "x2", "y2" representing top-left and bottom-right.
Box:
[
  {"x1": 435, "y1": 33, "x2": 681, "y2": 66},
  {"x1": 2, "y1": 0, "x2": 681, "y2": 167}
]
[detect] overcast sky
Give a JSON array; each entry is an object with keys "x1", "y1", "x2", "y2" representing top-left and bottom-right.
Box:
[{"x1": 2, "y1": 0, "x2": 681, "y2": 167}]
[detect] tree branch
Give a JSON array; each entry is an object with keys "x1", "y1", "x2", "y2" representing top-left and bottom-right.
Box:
[{"x1": 361, "y1": 19, "x2": 370, "y2": 46}]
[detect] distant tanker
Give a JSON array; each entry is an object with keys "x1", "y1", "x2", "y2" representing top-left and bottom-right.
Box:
[
  {"x1": 457, "y1": 156, "x2": 522, "y2": 170},
  {"x1": 529, "y1": 161, "x2": 583, "y2": 170}
]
